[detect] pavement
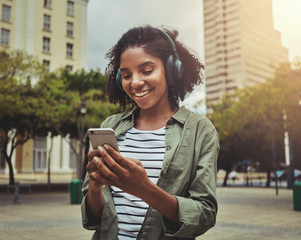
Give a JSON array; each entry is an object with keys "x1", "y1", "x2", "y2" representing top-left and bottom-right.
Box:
[{"x1": 0, "y1": 186, "x2": 300, "y2": 240}]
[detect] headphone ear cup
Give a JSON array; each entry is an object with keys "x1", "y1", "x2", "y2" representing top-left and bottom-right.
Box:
[
  {"x1": 174, "y1": 58, "x2": 184, "y2": 81},
  {"x1": 165, "y1": 55, "x2": 176, "y2": 86},
  {"x1": 116, "y1": 69, "x2": 124, "y2": 91},
  {"x1": 165, "y1": 55, "x2": 184, "y2": 87}
]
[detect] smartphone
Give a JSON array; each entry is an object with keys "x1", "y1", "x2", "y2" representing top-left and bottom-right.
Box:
[{"x1": 88, "y1": 128, "x2": 119, "y2": 151}]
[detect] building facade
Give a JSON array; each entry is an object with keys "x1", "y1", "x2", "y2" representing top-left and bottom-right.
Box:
[
  {"x1": 0, "y1": 0, "x2": 88, "y2": 71},
  {"x1": 203, "y1": 0, "x2": 288, "y2": 107},
  {"x1": 0, "y1": 0, "x2": 88, "y2": 176}
]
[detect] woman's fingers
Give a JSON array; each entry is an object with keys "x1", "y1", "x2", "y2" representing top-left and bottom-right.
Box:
[
  {"x1": 87, "y1": 149, "x2": 100, "y2": 161},
  {"x1": 89, "y1": 145, "x2": 149, "y2": 195},
  {"x1": 91, "y1": 154, "x2": 121, "y2": 183},
  {"x1": 97, "y1": 146, "x2": 126, "y2": 176},
  {"x1": 86, "y1": 161, "x2": 97, "y2": 172},
  {"x1": 102, "y1": 144, "x2": 138, "y2": 169}
]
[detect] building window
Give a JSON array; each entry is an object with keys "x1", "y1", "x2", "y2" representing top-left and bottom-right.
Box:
[
  {"x1": 44, "y1": 0, "x2": 52, "y2": 8},
  {"x1": 67, "y1": 1, "x2": 74, "y2": 16},
  {"x1": 1, "y1": 5, "x2": 11, "y2": 22},
  {"x1": 43, "y1": 37, "x2": 50, "y2": 53},
  {"x1": 66, "y1": 65, "x2": 73, "y2": 71},
  {"x1": 66, "y1": 43, "x2": 73, "y2": 58},
  {"x1": 33, "y1": 136, "x2": 47, "y2": 172},
  {"x1": 43, "y1": 14, "x2": 51, "y2": 30},
  {"x1": 43, "y1": 60, "x2": 50, "y2": 72},
  {"x1": 67, "y1": 21, "x2": 73, "y2": 37},
  {"x1": 1, "y1": 28, "x2": 10, "y2": 46}
]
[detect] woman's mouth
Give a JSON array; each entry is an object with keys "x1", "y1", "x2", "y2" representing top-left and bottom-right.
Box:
[{"x1": 132, "y1": 89, "x2": 152, "y2": 97}]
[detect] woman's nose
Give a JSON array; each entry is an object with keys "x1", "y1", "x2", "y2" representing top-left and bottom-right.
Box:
[{"x1": 131, "y1": 74, "x2": 144, "y2": 89}]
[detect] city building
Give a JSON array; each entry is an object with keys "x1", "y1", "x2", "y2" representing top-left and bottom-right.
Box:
[
  {"x1": 0, "y1": 0, "x2": 88, "y2": 71},
  {"x1": 0, "y1": 0, "x2": 89, "y2": 177},
  {"x1": 203, "y1": 0, "x2": 288, "y2": 108}
]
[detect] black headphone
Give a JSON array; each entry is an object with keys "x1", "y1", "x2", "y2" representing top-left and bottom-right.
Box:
[{"x1": 116, "y1": 28, "x2": 184, "y2": 90}]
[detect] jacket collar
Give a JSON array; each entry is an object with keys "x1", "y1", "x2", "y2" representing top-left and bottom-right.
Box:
[
  {"x1": 171, "y1": 106, "x2": 191, "y2": 125},
  {"x1": 120, "y1": 108, "x2": 138, "y2": 121},
  {"x1": 120, "y1": 106, "x2": 191, "y2": 125}
]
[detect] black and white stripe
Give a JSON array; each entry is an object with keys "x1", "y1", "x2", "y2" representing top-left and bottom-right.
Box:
[{"x1": 111, "y1": 127, "x2": 165, "y2": 239}]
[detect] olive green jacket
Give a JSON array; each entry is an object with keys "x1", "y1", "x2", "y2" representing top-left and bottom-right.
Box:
[{"x1": 81, "y1": 106, "x2": 219, "y2": 240}]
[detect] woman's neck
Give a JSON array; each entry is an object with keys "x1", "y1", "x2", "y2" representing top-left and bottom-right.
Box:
[{"x1": 134, "y1": 106, "x2": 178, "y2": 131}]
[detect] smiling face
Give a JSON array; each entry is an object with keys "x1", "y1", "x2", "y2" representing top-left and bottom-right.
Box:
[{"x1": 119, "y1": 47, "x2": 171, "y2": 112}]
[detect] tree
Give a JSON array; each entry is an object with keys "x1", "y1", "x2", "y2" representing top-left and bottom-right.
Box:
[
  {"x1": 0, "y1": 49, "x2": 120, "y2": 185},
  {"x1": 33, "y1": 71, "x2": 74, "y2": 189},
  {"x1": 209, "y1": 94, "x2": 249, "y2": 186},
  {"x1": 209, "y1": 58, "x2": 301, "y2": 187},
  {"x1": 46, "y1": 68, "x2": 120, "y2": 180},
  {"x1": 0, "y1": 49, "x2": 44, "y2": 185},
  {"x1": 270, "y1": 59, "x2": 301, "y2": 170}
]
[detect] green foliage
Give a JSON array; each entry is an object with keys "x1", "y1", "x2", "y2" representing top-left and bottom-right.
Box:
[
  {"x1": 53, "y1": 68, "x2": 120, "y2": 138},
  {"x1": 0, "y1": 49, "x2": 43, "y2": 136},
  {"x1": 0, "y1": 49, "x2": 121, "y2": 184},
  {"x1": 0, "y1": 49, "x2": 45, "y2": 184},
  {"x1": 60, "y1": 68, "x2": 106, "y2": 97},
  {"x1": 210, "y1": 58, "x2": 301, "y2": 182}
]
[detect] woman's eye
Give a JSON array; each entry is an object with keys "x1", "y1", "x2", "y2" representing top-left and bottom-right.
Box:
[
  {"x1": 143, "y1": 70, "x2": 153, "y2": 75},
  {"x1": 122, "y1": 74, "x2": 131, "y2": 80}
]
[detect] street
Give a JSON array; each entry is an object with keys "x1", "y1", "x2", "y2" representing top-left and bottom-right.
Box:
[{"x1": 0, "y1": 187, "x2": 300, "y2": 240}]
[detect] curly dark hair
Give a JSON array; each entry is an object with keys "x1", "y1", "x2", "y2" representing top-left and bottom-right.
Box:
[{"x1": 105, "y1": 25, "x2": 204, "y2": 110}]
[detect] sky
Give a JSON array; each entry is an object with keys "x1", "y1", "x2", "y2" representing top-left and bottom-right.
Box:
[
  {"x1": 86, "y1": 0, "x2": 301, "y2": 109},
  {"x1": 272, "y1": 0, "x2": 301, "y2": 61},
  {"x1": 86, "y1": 0, "x2": 204, "y2": 72}
]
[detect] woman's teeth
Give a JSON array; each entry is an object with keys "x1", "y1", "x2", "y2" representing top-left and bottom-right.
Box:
[{"x1": 133, "y1": 90, "x2": 150, "y2": 97}]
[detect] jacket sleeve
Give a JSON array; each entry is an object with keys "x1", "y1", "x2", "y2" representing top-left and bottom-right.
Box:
[
  {"x1": 81, "y1": 117, "x2": 119, "y2": 232},
  {"x1": 162, "y1": 118, "x2": 219, "y2": 237},
  {"x1": 81, "y1": 174, "x2": 118, "y2": 232}
]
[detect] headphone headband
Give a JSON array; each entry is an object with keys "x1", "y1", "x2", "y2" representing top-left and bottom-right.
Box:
[
  {"x1": 157, "y1": 29, "x2": 178, "y2": 56},
  {"x1": 116, "y1": 28, "x2": 184, "y2": 90}
]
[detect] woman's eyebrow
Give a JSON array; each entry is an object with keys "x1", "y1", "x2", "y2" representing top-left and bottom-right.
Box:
[
  {"x1": 120, "y1": 61, "x2": 155, "y2": 72},
  {"x1": 139, "y1": 61, "x2": 154, "y2": 68}
]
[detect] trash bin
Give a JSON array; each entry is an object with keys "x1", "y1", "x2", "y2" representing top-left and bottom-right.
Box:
[
  {"x1": 293, "y1": 182, "x2": 301, "y2": 211},
  {"x1": 70, "y1": 179, "x2": 83, "y2": 204}
]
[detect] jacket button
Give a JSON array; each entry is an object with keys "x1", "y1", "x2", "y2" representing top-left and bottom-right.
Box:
[{"x1": 166, "y1": 145, "x2": 171, "y2": 150}]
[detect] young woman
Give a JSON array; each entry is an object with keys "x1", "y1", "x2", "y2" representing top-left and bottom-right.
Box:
[{"x1": 81, "y1": 26, "x2": 219, "y2": 240}]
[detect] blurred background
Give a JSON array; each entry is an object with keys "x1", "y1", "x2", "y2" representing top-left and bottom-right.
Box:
[{"x1": 0, "y1": 0, "x2": 301, "y2": 192}]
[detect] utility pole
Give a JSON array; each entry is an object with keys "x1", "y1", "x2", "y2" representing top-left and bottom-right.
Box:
[
  {"x1": 78, "y1": 100, "x2": 86, "y2": 180},
  {"x1": 283, "y1": 111, "x2": 294, "y2": 189}
]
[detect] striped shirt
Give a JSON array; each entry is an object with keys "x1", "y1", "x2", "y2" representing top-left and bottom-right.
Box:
[{"x1": 111, "y1": 126, "x2": 166, "y2": 240}]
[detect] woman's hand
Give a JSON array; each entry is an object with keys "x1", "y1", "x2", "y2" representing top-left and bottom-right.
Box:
[
  {"x1": 88, "y1": 144, "x2": 179, "y2": 222},
  {"x1": 94, "y1": 144, "x2": 152, "y2": 198},
  {"x1": 86, "y1": 149, "x2": 107, "y2": 190},
  {"x1": 85, "y1": 149, "x2": 108, "y2": 217}
]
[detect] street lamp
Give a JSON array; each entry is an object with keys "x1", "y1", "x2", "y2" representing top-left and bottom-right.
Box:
[
  {"x1": 283, "y1": 92, "x2": 301, "y2": 189},
  {"x1": 78, "y1": 100, "x2": 86, "y2": 180},
  {"x1": 283, "y1": 111, "x2": 294, "y2": 189}
]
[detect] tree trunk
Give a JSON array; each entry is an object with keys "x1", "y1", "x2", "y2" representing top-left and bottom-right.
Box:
[
  {"x1": 271, "y1": 136, "x2": 278, "y2": 195},
  {"x1": 3, "y1": 131, "x2": 32, "y2": 185},
  {"x1": 223, "y1": 171, "x2": 229, "y2": 186},
  {"x1": 265, "y1": 170, "x2": 271, "y2": 187},
  {"x1": 2, "y1": 139, "x2": 15, "y2": 185},
  {"x1": 7, "y1": 156, "x2": 15, "y2": 185}
]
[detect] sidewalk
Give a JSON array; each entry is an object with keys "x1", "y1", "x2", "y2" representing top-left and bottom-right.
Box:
[
  {"x1": 0, "y1": 187, "x2": 300, "y2": 240},
  {"x1": 201, "y1": 187, "x2": 301, "y2": 240},
  {"x1": 0, "y1": 192, "x2": 92, "y2": 240}
]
